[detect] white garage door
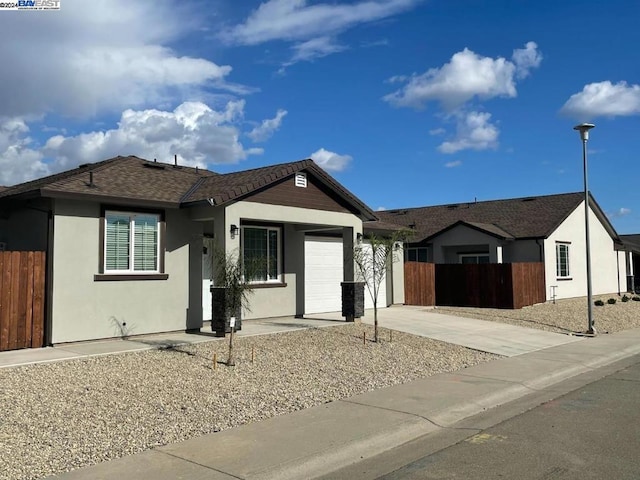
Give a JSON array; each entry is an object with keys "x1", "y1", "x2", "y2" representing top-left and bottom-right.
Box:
[
  {"x1": 305, "y1": 236, "x2": 343, "y2": 314},
  {"x1": 304, "y1": 236, "x2": 388, "y2": 315}
]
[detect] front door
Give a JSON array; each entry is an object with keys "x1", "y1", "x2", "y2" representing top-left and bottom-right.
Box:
[{"x1": 202, "y1": 237, "x2": 215, "y2": 321}]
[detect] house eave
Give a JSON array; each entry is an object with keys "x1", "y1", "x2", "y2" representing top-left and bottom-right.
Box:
[{"x1": 41, "y1": 189, "x2": 181, "y2": 209}]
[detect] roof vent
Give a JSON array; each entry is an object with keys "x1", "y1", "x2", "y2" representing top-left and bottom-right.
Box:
[
  {"x1": 409, "y1": 222, "x2": 417, "y2": 229},
  {"x1": 447, "y1": 204, "x2": 459, "y2": 209},
  {"x1": 143, "y1": 162, "x2": 166, "y2": 170},
  {"x1": 522, "y1": 197, "x2": 536, "y2": 202},
  {"x1": 295, "y1": 172, "x2": 307, "y2": 188}
]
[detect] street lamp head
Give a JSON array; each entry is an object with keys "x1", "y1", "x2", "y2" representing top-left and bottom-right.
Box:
[{"x1": 574, "y1": 123, "x2": 595, "y2": 141}]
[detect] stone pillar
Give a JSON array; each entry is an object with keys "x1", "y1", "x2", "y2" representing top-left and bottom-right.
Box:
[{"x1": 341, "y1": 281, "x2": 365, "y2": 322}]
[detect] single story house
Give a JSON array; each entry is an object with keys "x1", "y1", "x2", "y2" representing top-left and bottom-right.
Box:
[
  {"x1": 0, "y1": 155, "x2": 404, "y2": 345},
  {"x1": 377, "y1": 192, "x2": 629, "y2": 301}
]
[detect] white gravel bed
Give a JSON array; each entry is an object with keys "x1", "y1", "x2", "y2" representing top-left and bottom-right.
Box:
[
  {"x1": 0, "y1": 324, "x2": 497, "y2": 480},
  {"x1": 435, "y1": 293, "x2": 640, "y2": 334}
]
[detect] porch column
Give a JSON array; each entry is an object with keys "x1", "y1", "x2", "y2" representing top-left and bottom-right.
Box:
[
  {"x1": 342, "y1": 227, "x2": 355, "y2": 282},
  {"x1": 342, "y1": 227, "x2": 361, "y2": 322},
  {"x1": 496, "y1": 245, "x2": 503, "y2": 264}
]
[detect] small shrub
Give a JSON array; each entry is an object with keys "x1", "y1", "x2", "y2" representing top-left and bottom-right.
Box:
[
  {"x1": 633, "y1": 296, "x2": 640, "y2": 302},
  {"x1": 594, "y1": 299, "x2": 605, "y2": 306},
  {"x1": 607, "y1": 298, "x2": 617, "y2": 305},
  {"x1": 622, "y1": 295, "x2": 630, "y2": 302}
]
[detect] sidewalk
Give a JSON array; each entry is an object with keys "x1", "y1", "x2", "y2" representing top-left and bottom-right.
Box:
[{"x1": 50, "y1": 326, "x2": 640, "y2": 480}]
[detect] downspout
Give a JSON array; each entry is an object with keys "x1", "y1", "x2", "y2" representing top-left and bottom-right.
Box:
[
  {"x1": 616, "y1": 248, "x2": 621, "y2": 296},
  {"x1": 25, "y1": 204, "x2": 54, "y2": 346},
  {"x1": 45, "y1": 209, "x2": 54, "y2": 346}
]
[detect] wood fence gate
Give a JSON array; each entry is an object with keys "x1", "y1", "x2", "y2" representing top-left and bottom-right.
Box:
[
  {"x1": 404, "y1": 261, "x2": 545, "y2": 309},
  {"x1": 0, "y1": 251, "x2": 46, "y2": 351}
]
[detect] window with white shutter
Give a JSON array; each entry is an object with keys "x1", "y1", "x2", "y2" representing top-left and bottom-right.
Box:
[{"x1": 104, "y1": 211, "x2": 160, "y2": 274}]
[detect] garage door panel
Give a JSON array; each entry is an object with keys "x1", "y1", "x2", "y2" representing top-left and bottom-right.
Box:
[
  {"x1": 305, "y1": 236, "x2": 343, "y2": 314},
  {"x1": 305, "y1": 236, "x2": 389, "y2": 315}
]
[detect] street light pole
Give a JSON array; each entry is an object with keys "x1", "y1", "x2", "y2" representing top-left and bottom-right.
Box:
[{"x1": 574, "y1": 123, "x2": 595, "y2": 335}]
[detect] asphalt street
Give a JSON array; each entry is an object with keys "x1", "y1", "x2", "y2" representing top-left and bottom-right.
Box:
[{"x1": 320, "y1": 354, "x2": 640, "y2": 480}]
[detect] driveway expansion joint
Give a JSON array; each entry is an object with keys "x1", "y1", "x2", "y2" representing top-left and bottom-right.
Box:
[{"x1": 158, "y1": 450, "x2": 245, "y2": 480}]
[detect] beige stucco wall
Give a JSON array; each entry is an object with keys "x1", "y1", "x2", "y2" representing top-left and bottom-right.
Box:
[
  {"x1": 51, "y1": 199, "x2": 202, "y2": 343},
  {"x1": 503, "y1": 239, "x2": 541, "y2": 263},
  {"x1": 226, "y1": 201, "x2": 364, "y2": 319},
  {"x1": 191, "y1": 201, "x2": 379, "y2": 319},
  {"x1": 544, "y1": 201, "x2": 625, "y2": 300},
  {"x1": 431, "y1": 225, "x2": 501, "y2": 263}
]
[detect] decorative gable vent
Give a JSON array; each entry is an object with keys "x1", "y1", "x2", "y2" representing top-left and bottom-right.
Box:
[{"x1": 294, "y1": 172, "x2": 307, "y2": 188}]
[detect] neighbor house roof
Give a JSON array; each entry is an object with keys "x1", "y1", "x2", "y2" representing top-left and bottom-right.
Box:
[
  {"x1": 377, "y1": 192, "x2": 618, "y2": 243},
  {"x1": 620, "y1": 234, "x2": 640, "y2": 254},
  {"x1": 0, "y1": 155, "x2": 377, "y2": 220}
]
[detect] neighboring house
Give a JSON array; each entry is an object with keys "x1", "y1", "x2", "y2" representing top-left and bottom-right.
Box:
[
  {"x1": 0, "y1": 155, "x2": 404, "y2": 345},
  {"x1": 377, "y1": 192, "x2": 629, "y2": 301},
  {"x1": 620, "y1": 234, "x2": 640, "y2": 293}
]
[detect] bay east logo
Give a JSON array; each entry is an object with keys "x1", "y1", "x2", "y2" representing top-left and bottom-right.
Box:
[{"x1": 0, "y1": 0, "x2": 61, "y2": 9}]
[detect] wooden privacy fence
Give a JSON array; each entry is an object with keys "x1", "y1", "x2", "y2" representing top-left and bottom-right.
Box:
[
  {"x1": 404, "y1": 262, "x2": 545, "y2": 309},
  {"x1": 0, "y1": 251, "x2": 46, "y2": 351},
  {"x1": 404, "y1": 262, "x2": 435, "y2": 306}
]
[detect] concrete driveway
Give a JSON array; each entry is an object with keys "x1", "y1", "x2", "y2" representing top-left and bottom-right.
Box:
[{"x1": 307, "y1": 306, "x2": 582, "y2": 356}]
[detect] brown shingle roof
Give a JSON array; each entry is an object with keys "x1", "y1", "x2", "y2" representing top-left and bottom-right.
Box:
[
  {"x1": 377, "y1": 192, "x2": 614, "y2": 242},
  {"x1": 0, "y1": 156, "x2": 376, "y2": 220},
  {"x1": 0, "y1": 156, "x2": 215, "y2": 207},
  {"x1": 184, "y1": 158, "x2": 377, "y2": 220},
  {"x1": 620, "y1": 234, "x2": 640, "y2": 253}
]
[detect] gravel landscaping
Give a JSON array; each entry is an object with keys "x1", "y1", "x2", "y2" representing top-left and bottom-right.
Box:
[
  {"x1": 434, "y1": 294, "x2": 640, "y2": 334},
  {"x1": 0, "y1": 324, "x2": 497, "y2": 480}
]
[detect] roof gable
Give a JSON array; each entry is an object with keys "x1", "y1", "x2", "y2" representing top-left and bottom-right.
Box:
[{"x1": 183, "y1": 159, "x2": 376, "y2": 220}]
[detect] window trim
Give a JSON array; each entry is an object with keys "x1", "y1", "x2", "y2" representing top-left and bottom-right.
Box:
[
  {"x1": 459, "y1": 253, "x2": 490, "y2": 264},
  {"x1": 556, "y1": 242, "x2": 571, "y2": 279},
  {"x1": 241, "y1": 224, "x2": 283, "y2": 284},
  {"x1": 97, "y1": 206, "x2": 166, "y2": 279}
]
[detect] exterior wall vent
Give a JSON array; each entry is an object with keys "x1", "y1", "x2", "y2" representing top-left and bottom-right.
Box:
[{"x1": 295, "y1": 172, "x2": 307, "y2": 188}]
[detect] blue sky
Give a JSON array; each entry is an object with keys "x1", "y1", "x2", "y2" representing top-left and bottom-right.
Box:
[{"x1": 1, "y1": 0, "x2": 639, "y2": 233}]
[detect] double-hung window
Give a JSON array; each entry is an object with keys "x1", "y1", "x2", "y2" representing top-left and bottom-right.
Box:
[
  {"x1": 105, "y1": 211, "x2": 160, "y2": 274},
  {"x1": 556, "y1": 243, "x2": 570, "y2": 278},
  {"x1": 242, "y1": 226, "x2": 281, "y2": 283}
]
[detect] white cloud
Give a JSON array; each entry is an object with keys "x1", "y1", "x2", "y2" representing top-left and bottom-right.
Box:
[
  {"x1": 0, "y1": 118, "x2": 48, "y2": 186},
  {"x1": 310, "y1": 148, "x2": 353, "y2": 171},
  {"x1": 609, "y1": 207, "x2": 632, "y2": 219},
  {"x1": 383, "y1": 42, "x2": 541, "y2": 111},
  {"x1": 444, "y1": 160, "x2": 462, "y2": 168},
  {"x1": 223, "y1": 0, "x2": 418, "y2": 45},
  {"x1": 512, "y1": 41, "x2": 542, "y2": 79},
  {"x1": 43, "y1": 101, "x2": 262, "y2": 171},
  {"x1": 289, "y1": 37, "x2": 347, "y2": 64},
  {"x1": 0, "y1": 102, "x2": 269, "y2": 185},
  {"x1": 561, "y1": 81, "x2": 640, "y2": 120},
  {"x1": 429, "y1": 128, "x2": 446, "y2": 136},
  {"x1": 248, "y1": 109, "x2": 288, "y2": 142},
  {"x1": 0, "y1": 0, "x2": 242, "y2": 118},
  {"x1": 438, "y1": 111, "x2": 499, "y2": 154},
  {"x1": 376, "y1": 206, "x2": 386, "y2": 211}
]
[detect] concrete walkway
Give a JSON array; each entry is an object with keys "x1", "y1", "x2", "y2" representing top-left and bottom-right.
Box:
[
  {"x1": 310, "y1": 306, "x2": 582, "y2": 356},
  {"x1": 50, "y1": 326, "x2": 640, "y2": 480}
]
